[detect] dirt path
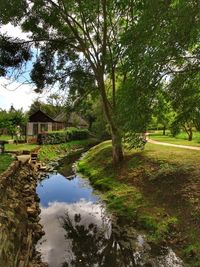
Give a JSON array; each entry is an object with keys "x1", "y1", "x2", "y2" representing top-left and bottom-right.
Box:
[{"x1": 148, "y1": 138, "x2": 200, "y2": 151}]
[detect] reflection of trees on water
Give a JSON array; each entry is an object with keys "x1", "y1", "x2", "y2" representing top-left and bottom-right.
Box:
[{"x1": 60, "y1": 212, "x2": 138, "y2": 267}]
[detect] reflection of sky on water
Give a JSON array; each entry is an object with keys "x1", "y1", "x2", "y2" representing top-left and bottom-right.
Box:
[
  {"x1": 36, "y1": 173, "x2": 183, "y2": 267},
  {"x1": 37, "y1": 200, "x2": 110, "y2": 267},
  {"x1": 36, "y1": 173, "x2": 110, "y2": 267},
  {"x1": 37, "y1": 173, "x2": 99, "y2": 207}
]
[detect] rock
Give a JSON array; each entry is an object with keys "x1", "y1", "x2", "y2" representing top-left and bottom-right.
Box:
[{"x1": 27, "y1": 206, "x2": 37, "y2": 216}]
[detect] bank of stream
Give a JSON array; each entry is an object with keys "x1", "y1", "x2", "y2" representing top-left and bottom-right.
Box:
[
  {"x1": 0, "y1": 141, "x2": 187, "y2": 267},
  {"x1": 36, "y1": 152, "x2": 183, "y2": 267}
]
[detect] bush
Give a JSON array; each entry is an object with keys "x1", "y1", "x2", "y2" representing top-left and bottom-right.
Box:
[
  {"x1": 66, "y1": 127, "x2": 89, "y2": 141},
  {"x1": 37, "y1": 128, "x2": 90, "y2": 145}
]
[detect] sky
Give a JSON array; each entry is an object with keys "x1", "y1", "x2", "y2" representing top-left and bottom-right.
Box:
[{"x1": 0, "y1": 23, "x2": 50, "y2": 111}]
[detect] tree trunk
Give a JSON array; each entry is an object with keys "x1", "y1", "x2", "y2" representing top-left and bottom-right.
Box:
[
  {"x1": 184, "y1": 124, "x2": 193, "y2": 141},
  {"x1": 163, "y1": 126, "x2": 166, "y2": 135},
  {"x1": 97, "y1": 76, "x2": 124, "y2": 165},
  {"x1": 111, "y1": 127, "x2": 124, "y2": 165},
  {"x1": 188, "y1": 128, "x2": 193, "y2": 141}
]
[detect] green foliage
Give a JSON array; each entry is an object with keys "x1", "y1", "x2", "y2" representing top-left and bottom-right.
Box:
[
  {"x1": 28, "y1": 96, "x2": 64, "y2": 118},
  {"x1": 66, "y1": 127, "x2": 89, "y2": 141},
  {"x1": 170, "y1": 120, "x2": 181, "y2": 137},
  {"x1": 37, "y1": 128, "x2": 90, "y2": 145},
  {"x1": 1, "y1": 0, "x2": 200, "y2": 160},
  {"x1": 127, "y1": 157, "x2": 141, "y2": 169},
  {"x1": 0, "y1": 34, "x2": 31, "y2": 76},
  {"x1": 0, "y1": 108, "x2": 27, "y2": 137},
  {"x1": 123, "y1": 132, "x2": 147, "y2": 150}
]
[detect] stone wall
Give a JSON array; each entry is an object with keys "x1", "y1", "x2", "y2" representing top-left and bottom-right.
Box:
[
  {"x1": 0, "y1": 161, "x2": 45, "y2": 267},
  {"x1": 0, "y1": 160, "x2": 20, "y2": 185}
]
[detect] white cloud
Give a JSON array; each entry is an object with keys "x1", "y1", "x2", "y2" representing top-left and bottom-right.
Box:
[
  {"x1": 0, "y1": 23, "x2": 30, "y2": 40},
  {"x1": 0, "y1": 77, "x2": 47, "y2": 111},
  {"x1": 37, "y1": 200, "x2": 111, "y2": 267}
]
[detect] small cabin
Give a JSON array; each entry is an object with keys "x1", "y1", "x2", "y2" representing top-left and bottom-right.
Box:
[
  {"x1": 27, "y1": 110, "x2": 88, "y2": 137},
  {"x1": 27, "y1": 110, "x2": 57, "y2": 136}
]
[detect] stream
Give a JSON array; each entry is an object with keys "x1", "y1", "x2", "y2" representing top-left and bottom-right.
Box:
[{"x1": 36, "y1": 157, "x2": 184, "y2": 267}]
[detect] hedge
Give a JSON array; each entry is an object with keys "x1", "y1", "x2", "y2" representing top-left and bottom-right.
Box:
[{"x1": 37, "y1": 128, "x2": 90, "y2": 145}]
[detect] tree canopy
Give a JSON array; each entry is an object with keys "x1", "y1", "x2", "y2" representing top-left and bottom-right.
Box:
[{"x1": 1, "y1": 0, "x2": 200, "y2": 162}]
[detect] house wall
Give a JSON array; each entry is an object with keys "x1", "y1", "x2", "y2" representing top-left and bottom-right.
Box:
[
  {"x1": 27, "y1": 123, "x2": 33, "y2": 136},
  {"x1": 27, "y1": 122, "x2": 53, "y2": 136}
]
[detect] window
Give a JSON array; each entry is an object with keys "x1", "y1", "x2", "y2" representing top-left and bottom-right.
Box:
[{"x1": 40, "y1": 123, "x2": 48, "y2": 132}]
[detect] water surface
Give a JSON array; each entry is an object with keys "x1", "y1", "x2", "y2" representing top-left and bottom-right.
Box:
[{"x1": 36, "y1": 166, "x2": 183, "y2": 267}]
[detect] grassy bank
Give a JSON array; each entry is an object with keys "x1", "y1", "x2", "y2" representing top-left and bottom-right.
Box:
[
  {"x1": 0, "y1": 154, "x2": 14, "y2": 174},
  {"x1": 78, "y1": 141, "x2": 200, "y2": 266},
  {"x1": 78, "y1": 142, "x2": 178, "y2": 242},
  {"x1": 38, "y1": 138, "x2": 98, "y2": 162}
]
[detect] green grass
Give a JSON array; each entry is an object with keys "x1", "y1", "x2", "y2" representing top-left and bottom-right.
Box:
[
  {"x1": 5, "y1": 143, "x2": 38, "y2": 152},
  {"x1": 38, "y1": 138, "x2": 98, "y2": 162},
  {"x1": 150, "y1": 131, "x2": 200, "y2": 146},
  {"x1": 0, "y1": 154, "x2": 14, "y2": 174},
  {"x1": 77, "y1": 141, "x2": 178, "y2": 242},
  {"x1": 0, "y1": 135, "x2": 12, "y2": 141},
  {"x1": 78, "y1": 140, "x2": 200, "y2": 265},
  {"x1": 144, "y1": 142, "x2": 200, "y2": 166},
  {"x1": 183, "y1": 243, "x2": 200, "y2": 267}
]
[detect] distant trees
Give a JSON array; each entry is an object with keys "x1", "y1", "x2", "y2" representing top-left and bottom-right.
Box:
[
  {"x1": 0, "y1": 107, "x2": 27, "y2": 138},
  {"x1": 151, "y1": 91, "x2": 175, "y2": 136},
  {"x1": 28, "y1": 95, "x2": 64, "y2": 118}
]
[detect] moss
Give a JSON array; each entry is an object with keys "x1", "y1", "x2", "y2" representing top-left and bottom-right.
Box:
[{"x1": 0, "y1": 154, "x2": 14, "y2": 174}]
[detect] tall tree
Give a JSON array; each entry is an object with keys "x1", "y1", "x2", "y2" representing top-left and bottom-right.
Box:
[
  {"x1": 0, "y1": 0, "x2": 139, "y2": 164},
  {"x1": 1, "y1": 0, "x2": 200, "y2": 162}
]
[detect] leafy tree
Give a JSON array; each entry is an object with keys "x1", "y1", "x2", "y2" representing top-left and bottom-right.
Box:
[
  {"x1": 1, "y1": 0, "x2": 200, "y2": 162},
  {"x1": 28, "y1": 97, "x2": 64, "y2": 118},
  {"x1": 0, "y1": 0, "x2": 137, "y2": 163},
  {"x1": 118, "y1": 0, "x2": 200, "y2": 141},
  {"x1": 152, "y1": 91, "x2": 176, "y2": 135},
  {"x1": 0, "y1": 107, "x2": 27, "y2": 138},
  {"x1": 167, "y1": 72, "x2": 200, "y2": 141},
  {"x1": 0, "y1": 34, "x2": 31, "y2": 77}
]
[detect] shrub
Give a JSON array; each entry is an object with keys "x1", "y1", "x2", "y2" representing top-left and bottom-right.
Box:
[
  {"x1": 37, "y1": 128, "x2": 90, "y2": 145},
  {"x1": 66, "y1": 127, "x2": 89, "y2": 141}
]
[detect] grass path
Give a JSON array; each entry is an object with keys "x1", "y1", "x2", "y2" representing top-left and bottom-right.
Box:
[{"x1": 148, "y1": 138, "x2": 200, "y2": 150}]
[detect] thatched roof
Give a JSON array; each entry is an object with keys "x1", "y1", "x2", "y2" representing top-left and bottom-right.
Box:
[
  {"x1": 54, "y1": 112, "x2": 88, "y2": 127},
  {"x1": 29, "y1": 110, "x2": 55, "y2": 122}
]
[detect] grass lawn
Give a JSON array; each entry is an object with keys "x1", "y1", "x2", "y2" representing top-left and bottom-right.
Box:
[
  {"x1": 149, "y1": 130, "x2": 200, "y2": 147},
  {"x1": 0, "y1": 135, "x2": 38, "y2": 152},
  {"x1": 5, "y1": 143, "x2": 38, "y2": 152},
  {"x1": 0, "y1": 135, "x2": 13, "y2": 141},
  {"x1": 78, "y1": 141, "x2": 200, "y2": 266},
  {"x1": 0, "y1": 154, "x2": 14, "y2": 174}
]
